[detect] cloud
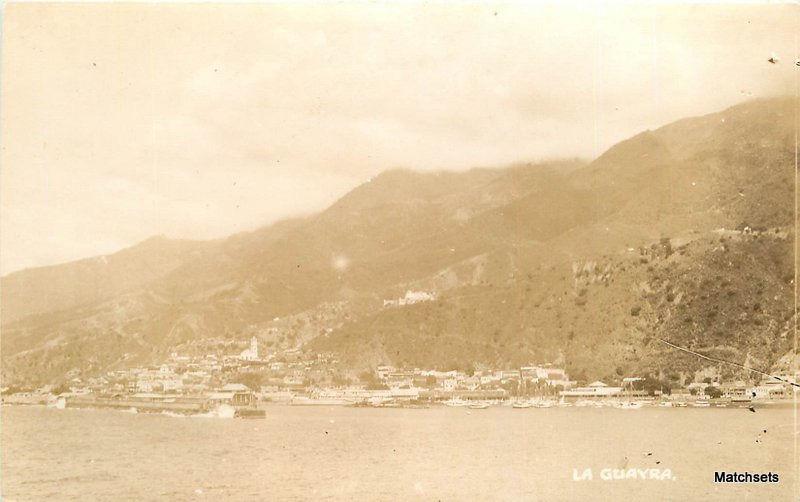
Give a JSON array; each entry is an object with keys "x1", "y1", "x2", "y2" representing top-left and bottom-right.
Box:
[{"x1": 1, "y1": 2, "x2": 796, "y2": 274}]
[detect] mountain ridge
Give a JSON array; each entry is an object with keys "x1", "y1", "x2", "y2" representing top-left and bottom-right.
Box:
[{"x1": 1, "y1": 96, "x2": 796, "y2": 386}]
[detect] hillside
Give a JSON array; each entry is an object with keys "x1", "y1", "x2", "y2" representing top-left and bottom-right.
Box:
[
  {"x1": 1, "y1": 97, "x2": 796, "y2": 386},
  {"x1": 0, "y1": 236, "x2": 212, "y2": 324}
]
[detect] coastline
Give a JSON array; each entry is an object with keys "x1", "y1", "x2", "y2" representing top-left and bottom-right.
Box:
[{"x1": 3, "y1": 396, "x2": 797, "y2": 419}]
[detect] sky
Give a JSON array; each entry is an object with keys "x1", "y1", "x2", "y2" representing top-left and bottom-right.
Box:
[{"x1": 1, "y1": 2, "x2": 797, "y2": 275}]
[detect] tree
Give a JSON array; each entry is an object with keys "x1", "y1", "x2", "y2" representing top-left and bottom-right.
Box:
[
  {"x1": 705, "y1": 386, "x2": 723, "y2": 399},
  {"x1": 331, "y1": 374, "x2": 351, "y2": 387},
  {"x1": 51, "y1": 383, "x2": 70, "y2": 395},
  {"x1": 640, "y1": 376, "x2": 670, "y2": 396},
  {"x1": 234, "y1": 372, "x2": 264, "y2": 391},
  {"x1": 359, "y1": 370, "x2": 387, "y2": 390}
]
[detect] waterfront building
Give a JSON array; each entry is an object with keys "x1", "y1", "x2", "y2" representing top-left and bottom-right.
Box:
[
  {"x1": 559, "y1": 381, "x2": 623, "y2": 399},
  {"x1": 384, "y1": 370, "x2": 415, "y2": 388},
  {"x1": 206, "y1": 391, "x2": 236, "y2": 406},
  {"x1": 749, "y1": 382, "x2": 787, "y2": 400},
  {"x1": 211, "y1": 384, "x2": 255, "y2": 406},
  {"x1": 442, "y1": 378, "x2": 458, "y2": 391},
  {"x1": 687, "y1": 382, "x2": 709, "y2": 394},
  {"x1": 669, "y1": 388, "x2": 691, "y2": 399},
  {"x1": 720, "y1": 381, "x2": 748, "y2": 399}
]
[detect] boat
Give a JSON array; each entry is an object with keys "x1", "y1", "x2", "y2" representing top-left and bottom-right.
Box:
[
  {"x1": 47, "y1": 396, "x2": 66, "y2": 409},
  {"x1": 373, "y1": 400, "x2": 401, "y2": 408},
  {"x1": 534, "y1": 400, "x2": 556, "y2": 408},
  {"x1": 692, "y1": 399, "x2": 711, "y2": 408},
  {"x1": 368, "y1": 396, "x2": 392, "y2": 407},
  {"x1": 234, "y1": 408, "x2": 266, "y2": 419},
  {"x1": 468, "y1": 402, "x2": 490, "y2": 409},
  {"x1": 512, "y1": 400, "x2": 532, "y2": 409},
  {"x1": 290, "y1": 396, "x2": 349, "y2": 406},
  {"x1": 658, "y1": 401, "x2": 673, "y2": 408},
  {"x1": 615, "y1": 401, "x2": 643, "y2": 410},
  {"x1": 444, "y1": 397, "x2": 469, "y2": 407}
]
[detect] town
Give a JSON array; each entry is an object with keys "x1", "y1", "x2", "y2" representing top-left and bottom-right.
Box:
[{"x1": 2, "y1": 334, "x2": 797, "y2": 415}]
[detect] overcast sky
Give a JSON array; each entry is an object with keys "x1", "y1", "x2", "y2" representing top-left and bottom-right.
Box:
[{"x1": 1, "y1": 2, "x2": 796, "y2": 275}]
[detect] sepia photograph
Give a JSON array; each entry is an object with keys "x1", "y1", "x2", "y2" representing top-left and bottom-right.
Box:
[{"x1": 0, "y1": 1, "x2": 798, "y2": 500}]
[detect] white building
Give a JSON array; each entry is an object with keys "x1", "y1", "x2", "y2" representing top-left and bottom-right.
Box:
[
  {"x1": 443, "y1": 378, "x2": 459, "y2": 390},
  {"x1": 559, "y1": 381, "x2": 622, "y2": 398},
  {"x1": 239, "y1": 336, "x2": 260, "y2": 361},
  {"x1": 376, "y1": 365, "x2": 396, "y2": 379},
  {"x1": 383, "y1": 290, "x2": 436, "y2": 307},
  {"x1": 161, "y1": 377, "x2": 184, "y2": 392}
]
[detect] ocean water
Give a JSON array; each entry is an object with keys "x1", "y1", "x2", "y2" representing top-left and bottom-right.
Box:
[{"x1": 1, "y1": 404, "x2": 797, "y2": 501}]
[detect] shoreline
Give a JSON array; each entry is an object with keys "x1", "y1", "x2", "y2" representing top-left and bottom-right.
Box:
[{"x1": 3, "y1": 397, "x2": 798, "y2": 419}]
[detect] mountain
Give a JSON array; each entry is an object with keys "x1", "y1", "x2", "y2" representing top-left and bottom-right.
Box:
[
  {"x1": 0, "y1": 236, "x2": 210, "y2": 325},
  {"x1": 1, "y1": 97, "x2": 796, "y2": 386}
]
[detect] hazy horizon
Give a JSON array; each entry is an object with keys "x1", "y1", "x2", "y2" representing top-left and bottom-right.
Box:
[{"x1": 2, "y1": 2, "x2": 796, "y2": 275}]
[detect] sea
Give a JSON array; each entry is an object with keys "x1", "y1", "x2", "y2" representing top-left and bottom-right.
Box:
[{"x1": 1, "y1": 404, "x2": 797, "y2": 501}]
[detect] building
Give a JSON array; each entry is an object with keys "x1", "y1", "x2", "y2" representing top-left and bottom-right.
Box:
[
  {"x1": 520, "y1": 366, "x2": 548, "y2": 381},
  {"x1": 376, "y1": 365, "x2": 396, "y2": 380},
  {"x1": 384, "y1": 370, "x2": 415, "y2": 388},
  {"x1": 750, "y1": 381, "x2": 787, "y2": 400},
  {"x1": 720, "y1": 381, "x2": 749, "y2": 399},
  {"x1": 161, "y1": 377, "x2": 184, "y2": 393},
  {"x1": 383, "y1": 290, "x2": 436, "y2": 307},
  {"x1": 215, "y1": 383, "x2": 255, "y2": 406},
  {"x1": 559, "y1": 381, "x2": 623, "y2": 399},
  {"x1": 669, "y1": 388, "x2": 691, "y2": 400},
  {"x1": 687, "y1": 382, "x2": 709, "y2": 395},
  {"x1": 136, "y1": 379, "x2": 159, "y2": 393},
  {"x1": 206, "y1": 391, "x2": 236, "y2": 406},
  {"x1": 545, "y1": 369, "x2": 571, "y2": 388},
  {"x1": 239, "y1": 336, "x2": 260, "y2": 361}
]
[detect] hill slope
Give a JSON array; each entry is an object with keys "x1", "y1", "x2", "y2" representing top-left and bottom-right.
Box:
[{"x1": 1, "y1": 97, "x2": 796, "y2": 385}]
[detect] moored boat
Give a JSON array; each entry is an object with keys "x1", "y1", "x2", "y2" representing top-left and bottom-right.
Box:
[
  {"x1": 290, "y1": 396, "x2": 349, "y2": 406},
  {"x1": 235, "y1": 408, "x2": 266, "y2": 418},
  {"x1": 47, "y1": 396, "x2": 67, "y2": 409},
  {"x1": 614, "y1": 401, "x2": 643, "y2": 410}
]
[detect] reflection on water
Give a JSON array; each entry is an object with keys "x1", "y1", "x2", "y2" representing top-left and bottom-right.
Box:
[{"x1": 1, "y1": 405, "x2": 796, "y2": 501}]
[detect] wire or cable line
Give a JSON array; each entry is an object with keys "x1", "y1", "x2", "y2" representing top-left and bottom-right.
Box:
[{"x1": 657, "y1": 337, "x2": 800, "y2": 388}]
